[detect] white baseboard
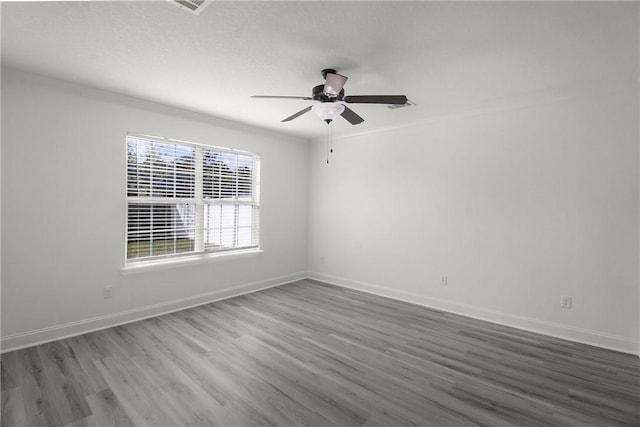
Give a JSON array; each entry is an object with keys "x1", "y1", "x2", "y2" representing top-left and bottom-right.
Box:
[
  {"x1": 308, "y1": 271, "x2": 639, "y2": 356},
  {"x1": 3, "y1": 270, "x2": 637, "y2": 357},
  {"x1": 0, "y1": 271, "x2": 306, "y2": 353}
]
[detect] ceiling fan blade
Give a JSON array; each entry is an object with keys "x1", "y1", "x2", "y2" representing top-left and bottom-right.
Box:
[
  {"x1": 251, "y1": 95, "x2": 313, "y2": 100},
  {"x1": 281, "y1": 106, "x2": 312, "y2": 122},
  {"x1": 324, "y1": 72, "x2": 348, "y2": 97},
  {"x1": 343, "y1": 95, "x2": 408, "y2": 105},
  {"x1": 341, "y1": 106, "x2": 364, "y2": 125}
]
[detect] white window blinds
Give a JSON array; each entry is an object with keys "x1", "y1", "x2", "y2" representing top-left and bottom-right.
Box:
[{"x1": 126, "y1": 135, "x2": 260, "y2": 262}]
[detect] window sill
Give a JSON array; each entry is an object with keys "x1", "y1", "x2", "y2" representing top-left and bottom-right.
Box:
[{"x1": 120, "y1": 248, "x2": 263, "y2": 275}]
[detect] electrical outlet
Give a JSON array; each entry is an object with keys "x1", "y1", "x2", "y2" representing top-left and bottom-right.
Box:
[
  {"x1": 441, "y1": 276, "x2": 448, "y2": 286},
  {"x1": 560, "y1": 295, "x2": 572, "y2": 309},
  {"x1": 103, "y1": 286, "x2": 113, "y2": 299}
]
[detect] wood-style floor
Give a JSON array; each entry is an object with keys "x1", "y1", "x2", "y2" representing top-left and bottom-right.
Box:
[{"x1": 1, "y1": 280, "x2": 639, "y2": 426}]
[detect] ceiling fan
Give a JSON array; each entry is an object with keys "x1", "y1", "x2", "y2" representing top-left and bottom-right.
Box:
[{"x1": 252, "y1": 69, "x2": 408, "y2": 125}]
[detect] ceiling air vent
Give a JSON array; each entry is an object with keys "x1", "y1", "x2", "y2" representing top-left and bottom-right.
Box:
[
  {"x1": 387, "y1": 99, "x2": 416, "y2": 110},
  {"x1": 170, "y1": 0, "x2": 212, "y2": 16}
]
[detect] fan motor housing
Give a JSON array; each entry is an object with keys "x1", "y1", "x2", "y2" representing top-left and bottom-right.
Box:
[{"x1": 312, "y1": 84, "x2": 344, "y2": 102}]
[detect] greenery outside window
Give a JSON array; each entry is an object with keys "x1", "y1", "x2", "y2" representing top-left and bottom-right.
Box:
[{"x1": 126, "y1": 134, "x2": 260, "y2": 263}]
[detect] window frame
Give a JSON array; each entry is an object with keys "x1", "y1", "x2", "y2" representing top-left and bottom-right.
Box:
[{"x1": 124, "y1": 133, "x2": 261, "y2": 268}]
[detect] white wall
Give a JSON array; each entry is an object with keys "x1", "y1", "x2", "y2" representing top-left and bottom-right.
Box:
[
  {"x1": 2, "y1": 68, "x2": 638, "y2": 355},
  {"x1": 308, "y1": 87, "x2": 639, "y2": 354},
  {"x1": 1, "y1": 69, "x2": 309, "y2": 350}
]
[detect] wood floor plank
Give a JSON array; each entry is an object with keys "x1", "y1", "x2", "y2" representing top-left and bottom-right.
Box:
[
  {"x1": 1, "y1": 388, "x2": 27, "y2": 427},
  {"x1": 94, "y1": 356, "x2": 178, "y2": 427},
  {"x1": 61, "y1": 336, "x2": 108, "y2": 394},
  {"x1": 2, "y1": 280, "x2": 639, "y2": 426},
  {"x1": 35, "y1": 343, "x2": 92, "y2": 426},
  {"x1": 64, "y1": 389, "x2": 134, "y2": 427},
  {"x1": 2, "y1": 350, "x2": 63, "y2": 427}
]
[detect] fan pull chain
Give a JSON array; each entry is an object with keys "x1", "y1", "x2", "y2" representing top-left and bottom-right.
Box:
[
  {"x1": 330, "y1": 123, "x2": 334, "y2": 153},
  {"x1": 326, "y1": 122, "x2": 330, "y2": 164}
]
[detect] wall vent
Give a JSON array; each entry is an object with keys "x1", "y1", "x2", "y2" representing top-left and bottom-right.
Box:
[{"x1": 170, "y1": 0, "x2": 213, "y2": 16}]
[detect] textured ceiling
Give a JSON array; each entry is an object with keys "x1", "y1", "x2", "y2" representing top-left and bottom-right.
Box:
[{"x1": 2, "y1": 1, "x2": 638, "y2": 140}]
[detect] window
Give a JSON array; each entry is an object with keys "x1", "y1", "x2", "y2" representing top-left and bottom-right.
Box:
[{"x1": 126, "y1": 134, "x2": 260, "y2": 264}]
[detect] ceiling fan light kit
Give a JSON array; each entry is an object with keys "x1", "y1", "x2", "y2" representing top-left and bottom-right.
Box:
[
  {"x1": 312, "y1": 102, "x2": 345, "y2": 123},
  {"x1": 251, "y1": 68, "x2": 409, "y2": 126},
  {"x1": 322, "y1": 70, "x2": 348, "y2": 97}
]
